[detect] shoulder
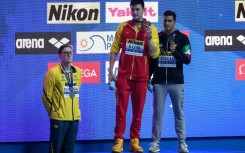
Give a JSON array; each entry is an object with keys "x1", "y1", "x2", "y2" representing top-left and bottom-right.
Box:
[
  {"x1": 149, "y1": 22, "x2": 157, "y2": 30},
  {"x1": 177, "y1": 30, "x2": 189, "y2": 39},
  {"x1": 176, "y1": 30, "x2": 190, "y2": 45},
  {"x1": 72, "y1": 65, "x2": 81, "y2": 73},
  {"x1": 115, "y1": 21, "x2": 129, "y2": 35},
  {"x1": 44, "y1": 65, "x2": 60, "y2": 80},
  {"x1": 49, "y1": 65, "x2": 60, "y2": 74},
  {"x1": 118, "y1": 21, "x2": 129, "y2": 29},
  {"x1": 158, "y1": 30, "x2": 164, "y2": 36}
]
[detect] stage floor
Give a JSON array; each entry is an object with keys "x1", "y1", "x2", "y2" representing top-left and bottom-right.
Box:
[
  {"x1": 82, "y1": 151, "x2": 245, "y2": 153},
  {"x1": 81, "y1": 151, "x2": 245, "y2": 153},
  {"x1": 1, "y1": 137, "x2": 245, "y2": 153}
]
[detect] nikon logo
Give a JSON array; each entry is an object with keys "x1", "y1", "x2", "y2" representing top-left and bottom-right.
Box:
[
  {"x1": 15, "y1": 32, "x2": 71, "y2": 54},
  {"x1": 235, "y1": 1, "x2": 245, "y2": 22},
  {"x1": 205, "y1": 30, "x2": 245, "y2": 51},
  {"x1": 47, "y1": 2, "x2": 100, "y2": 24}
]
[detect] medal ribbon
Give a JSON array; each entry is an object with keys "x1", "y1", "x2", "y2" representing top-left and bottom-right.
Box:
[{"x1": 61, "y1": 64, "x2": 73, "y2": 92}]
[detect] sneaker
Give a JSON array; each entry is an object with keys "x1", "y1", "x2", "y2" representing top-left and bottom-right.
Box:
[
  {"x1": 148, "y1": 142, "x2": 160, "y2": 152},
  {"x1": 129, "y1": 138, "x2": 143, "y2": 152},
  {"x1": 112, "y1": 138, "x2": 123, "y2": 153},
  {"x1": 178, "y1": 142, "x2": 189, "y2": 153}
]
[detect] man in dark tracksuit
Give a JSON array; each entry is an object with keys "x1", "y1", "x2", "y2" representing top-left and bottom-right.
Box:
[{"x1": 148, "y1": 10, "x2": 191, "y2": 153}]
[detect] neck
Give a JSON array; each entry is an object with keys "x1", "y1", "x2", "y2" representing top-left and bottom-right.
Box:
[
  {"x1": 61, "y1": 63, "x2": 71, "y2": 72},
  {"x1": 133, "y1": 19, "x2": 143, "y2": 26},
  {"x1": 165, "y1": 28, "x2": 176, "y2": 36}
]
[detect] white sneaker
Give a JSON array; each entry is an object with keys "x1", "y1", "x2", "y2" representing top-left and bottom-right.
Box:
[
  {"x1": 148, "y1": 142, "x2": 160, "y2": 153},
  {"x1": 178, "y1": 142, "x2": 189, "y2": 153}
]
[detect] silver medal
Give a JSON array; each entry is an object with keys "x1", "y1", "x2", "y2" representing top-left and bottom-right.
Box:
[{"x1": 69, "y1": 91, "x2": 75, "y2": 98}]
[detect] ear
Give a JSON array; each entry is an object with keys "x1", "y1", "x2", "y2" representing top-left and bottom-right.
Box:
[{"x1": 174, "y1": 20, "x2": 177, "y2": 24}]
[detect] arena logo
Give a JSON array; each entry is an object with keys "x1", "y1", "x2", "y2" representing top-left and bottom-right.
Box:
[
  {"x1": 47, "y1": 2, "x2": 100, "y2": 24},
  {"x1": 236, "y1": 59, "x2": 245, "y2": 80},
  {"x1": 235, "y1": 1, "x2": 245, "y2": 22},
  {"x1": 48, "y1": 62, "x2": 100, "y2": 84},
  {"x1": 205, "y1": 36, "x2": 233, "y2": 46},
  {"x1": 15, "y1": 32, "x2": 71, "y2": 54},
  {"x1": 76, "y1": 31, "x2": 115, "y2": 54},
  {"x1": 205, "y1": 30, "x2": 245, "y2": 51},
  {"x1": 105, "y1": 2, "x2": 158, "y2": 23}
]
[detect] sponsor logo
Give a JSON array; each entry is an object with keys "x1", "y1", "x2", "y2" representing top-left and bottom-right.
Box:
[
  {"x1": 48, "y1": 62, "x2": 100, "y2": 84},
  {"x1": 15, "y1": 32, "x2": 71, "y2": 54},
  {"x1": 205, "y1": 30, "x2": 245, "y2": 51},
  {"x1": 105, "y1": 2, "x2": 158, "y2": 23},
  {"x1": 105, "y1": 61, "x2": 119, "y2": 83},
  {"x1": 47, "y1": 2, "x2": 100, "y2": 24},
  {"x1": 49, "y1": 37, "x2": 70, "y2": 49},
  {"x1": 237, "y1": 35, "x2": 245, "y2": 45},
  {"x1": 236, "y1": 59, "x2": 245, "y2": 80},
  {"x1": 235, "y1": 1, "x2": 245, "y2": 22},
  {"x1": 76, "y1": 31, "x2": 115, "y2": 54}
]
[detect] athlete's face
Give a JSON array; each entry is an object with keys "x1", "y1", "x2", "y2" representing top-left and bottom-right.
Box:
[
  {"x1": 131, "y1": 4, "x2": 145, "y2": 21},
  {"x1": 59, "y1": 46, "x2": 73, "y2": 64},
  {"x1": 163, "y1": 16, "x2": 176, "y2": 33}
]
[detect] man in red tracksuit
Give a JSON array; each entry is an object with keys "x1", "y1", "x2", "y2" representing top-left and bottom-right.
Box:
[{"x1": 108, "y1": 0, "x2": 160, "y2": 152}]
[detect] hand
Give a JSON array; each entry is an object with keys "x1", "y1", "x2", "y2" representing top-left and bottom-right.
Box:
[
  {"x1": 108, "y1": 70, "x2": 114, "y2": 84},
  {"x1": 170, "y1": 42, "x2": 177, "y2": 52},
  {"x1": 147, "y1": 80, "x2": 153, "y2": 93},
  {"x1": 109, "y1": 80, "x2": 116, "y2": 90},
  {"x1": 144, "y1": 25, "x2": 152, "y2": 40},
  {"x1": 108, "y1": 70, "x2": 117, "y2": 90}
]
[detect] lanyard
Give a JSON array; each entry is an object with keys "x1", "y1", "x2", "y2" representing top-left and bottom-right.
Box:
[{"x1": 61, "y1": 64, "x2": 73, "y2": 91}]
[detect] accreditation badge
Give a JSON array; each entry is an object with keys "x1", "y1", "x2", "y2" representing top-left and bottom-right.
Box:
[
  {"x1": 158, "y1": 54, "x2": 176, "y2": 67},
  {"x1": 125, "y1": 39, "x2": 144, "y2": 56}
]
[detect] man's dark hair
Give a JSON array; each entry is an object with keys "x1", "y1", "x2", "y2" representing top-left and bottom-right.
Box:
[
  {"x1": 130, "y1": 0, "x2": 144, "y2": 8},
  {"x1": 163, "y1": 10, "x2": 176, "y2": 21},
  {"x1": 58, "y1": 44, "x2": 72, "y2": 54}
]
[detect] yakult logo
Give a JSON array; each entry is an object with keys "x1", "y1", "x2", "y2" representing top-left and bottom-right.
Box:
[{"x1": 106, "y1": 2, "x2": 158, "y2": 23}]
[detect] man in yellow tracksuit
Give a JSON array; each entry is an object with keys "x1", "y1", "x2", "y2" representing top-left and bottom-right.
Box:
[{"x1": 42, "y1": 44, "x2": 82, "y2": 153}]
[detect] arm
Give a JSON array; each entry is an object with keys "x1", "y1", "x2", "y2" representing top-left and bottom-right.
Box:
[
  {"x1": 42, "y1": 71, "x2": 55, "y2": 116},
  {"x1": 146, "y1": 25, "x2": 160, "y2": 59},
  {"x1": 149, "y1": 56, "x2": 157, "y2": 79},
  {"x1": 172, "y1": 44, "x2": 191, "y2": 64},
  {"x1": 108, "y1": 52, "x2": 117, "y2": 82},
  {"x1": 108, "y1": 23, "x2": 123, "y2": 82},
  {"x1": 170, "y1": 35, "x2": 191, "y2": 65}
]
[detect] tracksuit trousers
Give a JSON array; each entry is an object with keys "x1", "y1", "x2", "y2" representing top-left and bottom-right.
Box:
[
  {"x1": 114, "y1": 77, "x2": 148, "y2": 139},
  {"x1": 49, "y1": 119, "x2": 79, "y2": 153},
  {"x1": 152, "y1": 84, "x2": 186, "y2": 143}
]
